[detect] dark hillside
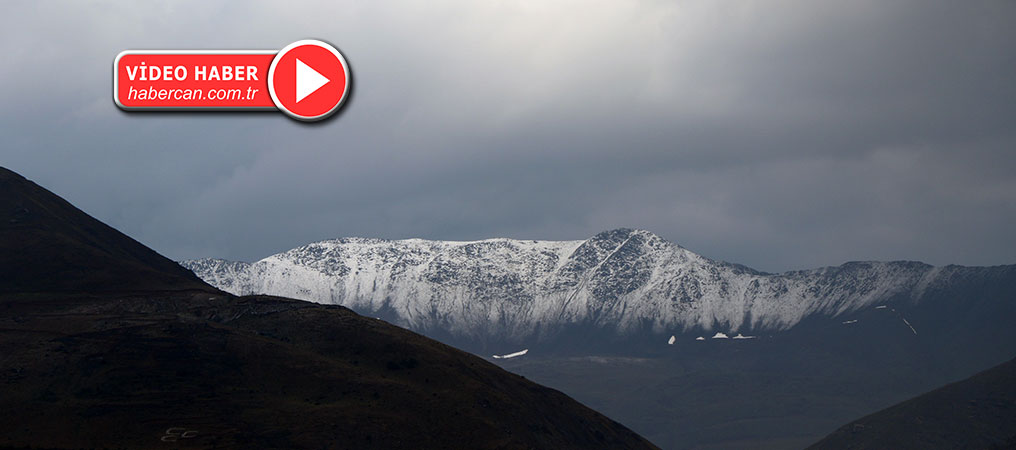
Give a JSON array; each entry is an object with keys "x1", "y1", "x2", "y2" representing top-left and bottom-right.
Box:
[
  {"x1": 0, "y1": 166, "x2": 657, "y2": 449},
  {"x1": 0, "y1": 167, "x2": 210, "y2": 293}
]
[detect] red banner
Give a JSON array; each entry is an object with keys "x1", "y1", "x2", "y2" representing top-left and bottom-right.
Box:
[
  {"x1": 113, "y1": 40, "x2": 350, "y2": 121},
  {"x1": 114, "y1": 51, "x2": 277, "y2": 109}
]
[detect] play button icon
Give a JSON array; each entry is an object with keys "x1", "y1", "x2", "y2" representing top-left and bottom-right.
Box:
[
  {"x1": 269, "y1": 40, "x2": 350, "y2": 121},
  {"x1": 295, "y1": 59, "x2": 329, "y2": 103}
]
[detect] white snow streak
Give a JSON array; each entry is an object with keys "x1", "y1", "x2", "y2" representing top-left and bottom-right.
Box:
[
  {"x1": 493, "y1": 349, "x2": 529, "y2": 359},
  {"x1": 901, "y1": 318, "x2": 917, "y2": 335}
]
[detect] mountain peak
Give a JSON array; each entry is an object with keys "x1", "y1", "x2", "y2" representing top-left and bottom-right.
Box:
[
  {"x1": 590, "y1": 227, "x2": 657, "y2": 240},
  {"x1": 0, "y1": 167, "x2": 212, "y2": 294}
]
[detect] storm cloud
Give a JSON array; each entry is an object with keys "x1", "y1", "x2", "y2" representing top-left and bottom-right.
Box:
[{"x1": 1, "y1": 0, "x2": 1014, "y2": 272}]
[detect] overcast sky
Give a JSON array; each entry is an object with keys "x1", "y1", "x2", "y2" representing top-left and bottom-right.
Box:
[{"x1": 2, "y1": 0, "x2": 1014, "y2": 272}]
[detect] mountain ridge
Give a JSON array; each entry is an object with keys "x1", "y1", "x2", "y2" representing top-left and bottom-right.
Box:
[{"x1": 183, "y1": 228, "x2": 1010, "y2": 349}]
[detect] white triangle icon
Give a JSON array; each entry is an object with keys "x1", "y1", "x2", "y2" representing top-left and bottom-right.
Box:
[{"x1": 295, "y1": 58, "x2": 330, "y2": 103}]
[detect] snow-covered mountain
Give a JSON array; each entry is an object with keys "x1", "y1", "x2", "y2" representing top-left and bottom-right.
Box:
[{"x1": 181, "y1": 228, "x2": 975, "y2": 344}]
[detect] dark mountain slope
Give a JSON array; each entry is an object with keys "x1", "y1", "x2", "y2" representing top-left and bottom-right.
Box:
[
  {"x1": 808, "y1": 356, "x2": 1016, "y2": 450},
  {"x1": 0, "y1": 167, "x2": 657, "y2": 449},
  {"x1": 0, "y1": 292, "x2": 656, "y2": 449},
  {"x1": 0, "y1": 167, "x2": 209, "y2": 293}
]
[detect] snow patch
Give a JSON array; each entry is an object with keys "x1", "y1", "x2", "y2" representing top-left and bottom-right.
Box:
[
  {"x1": 493, "y1": 349, "x2": 528, "y2": 359},
  {"x1": 901, "y1": 318, "x2": 917, "y2": 335}
]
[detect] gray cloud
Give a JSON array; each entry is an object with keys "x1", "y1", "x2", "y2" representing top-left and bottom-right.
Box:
[{"x1": 1, "y1": 0, "x2": 1014, "y2": 272}]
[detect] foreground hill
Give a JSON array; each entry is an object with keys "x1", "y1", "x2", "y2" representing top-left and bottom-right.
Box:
[
  {"x1": 0, "y1": 167, "x2": 656, "y2": 449},
  {"x1": 0, "y1": 167, "x2": 208, "y2": 293},
  {"x1": 809, "y1": 356, "x2": 1016, "y2": 449}
]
